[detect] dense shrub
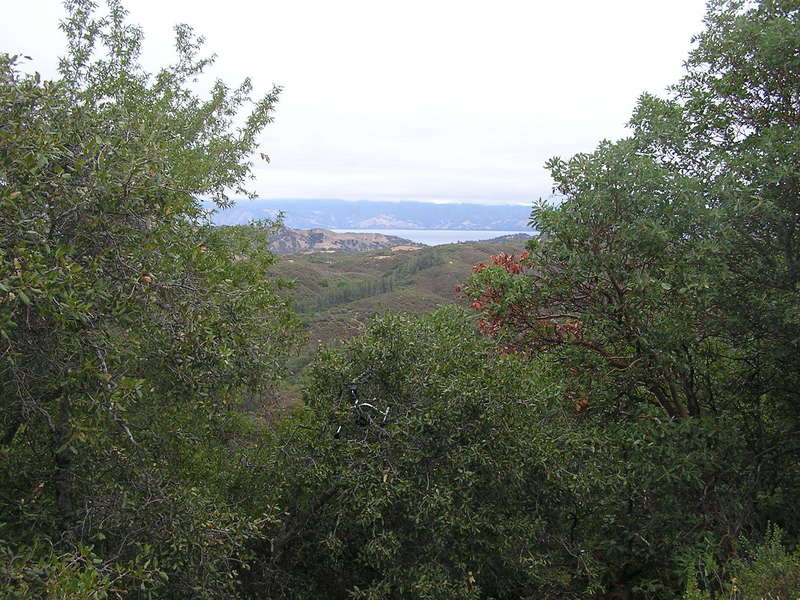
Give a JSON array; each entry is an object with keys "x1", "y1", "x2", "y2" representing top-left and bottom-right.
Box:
[{"x1": 1, "y1": 1, "x2": 299, "y2": 596}]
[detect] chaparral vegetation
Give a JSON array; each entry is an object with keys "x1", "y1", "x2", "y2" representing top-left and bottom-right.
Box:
[{"x1": 2, "y1": 0, "x2": 799, "y2": 598}]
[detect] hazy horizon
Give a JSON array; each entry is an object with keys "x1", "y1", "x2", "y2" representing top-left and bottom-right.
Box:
[
  {"x1": 4, "y1": 1, "x2": 707, "y2": 206},
  {"x1": 212, "y1": 197, "x2": 532, "y2": 229}
]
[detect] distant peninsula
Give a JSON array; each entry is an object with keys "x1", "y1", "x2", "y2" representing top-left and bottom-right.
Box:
[
  {"x1": 268, "y1": 227, "x2": 423, "y2": 254},
  {"x1": 212, "y1": 198, "x2": 532, "y2": 231}
]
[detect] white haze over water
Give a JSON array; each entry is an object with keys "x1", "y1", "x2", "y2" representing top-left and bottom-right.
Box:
[{"x1": 331, "y1": 229, "x2": 529, "y2": 246}]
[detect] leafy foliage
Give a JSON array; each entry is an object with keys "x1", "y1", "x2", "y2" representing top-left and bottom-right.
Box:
[
  {"x1": 454, "y1": 0, "x2": 800, "y2": 596},
  {"x1": 683, "y1": 525, "x2": 800, "y2": 600},
  {"x1": 1, "y1": 1, "x2": 299, "y2": 596},
  {"x1": 251, "y1": 308, "x2": 783, "y2": 599},
  {"x1": 3, "y1": 0, "x2": 800, "y2": 598},
  {"x1": 244, "y1": 309, "x2": 587, "y2": 598}
]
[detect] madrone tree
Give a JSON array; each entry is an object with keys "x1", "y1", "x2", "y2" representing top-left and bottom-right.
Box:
[
  {"x1": 460, "y1": 0, "x2": 800, "y2": 595},
  {"x1": 0, "y1": 1, "x2": 299, "y2": 596},
  {"x1": 464, "y1": 0, "x2": 800, "y2": 464}
]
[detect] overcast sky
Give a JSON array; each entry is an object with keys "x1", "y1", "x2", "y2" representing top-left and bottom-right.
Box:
[{"x1": 3, "y1": 1, "x2": 707, "y2": 205}]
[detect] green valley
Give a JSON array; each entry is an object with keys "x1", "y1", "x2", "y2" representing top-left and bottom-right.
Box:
[{"x1": 266, "y1": 236, "x2": 530, "y2": 401}]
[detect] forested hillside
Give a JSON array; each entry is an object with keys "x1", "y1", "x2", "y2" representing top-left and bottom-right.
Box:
[
  {"x1": 275, "y1": 237, "x2": 527, "y2": 317},
  {"x1": 266, "y1": 238, "x2": 530, "y2": 402},
  {"x1": 2, "y1": 1, "x2": 800, "y2": 599}
]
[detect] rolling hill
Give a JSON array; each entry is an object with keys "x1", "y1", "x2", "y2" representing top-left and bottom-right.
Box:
[
  {"x1": 270, "y1": 236, "x2": 531, "y2": 369},
  {"x1": 268, "y1": 227, "x2": 423, "y2": 254}
]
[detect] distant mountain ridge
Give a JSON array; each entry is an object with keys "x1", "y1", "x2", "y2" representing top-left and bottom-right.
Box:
[{"x1": 212, "y1": 199, "x2": 531, "y2": 231}]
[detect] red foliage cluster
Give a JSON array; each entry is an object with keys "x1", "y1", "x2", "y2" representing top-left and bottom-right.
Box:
[
  {"x1": 465, "y1": 251, "x2": 587, "y2": 357},
  {"x1": 575, "y1": 398, "x2": 590, "y2": 412},
  {"x1": 471, "y1": 252, "x2": 530, "y2": 275},
  {"x1": 476, "y1": 318, "x2": 500, "y2": 336},
  {"x1": 490, "y1": 251, "x2": 530, "y2": 274},
  {"x1": 471, "y1": 262, "x2": 488, "y2": 273}
]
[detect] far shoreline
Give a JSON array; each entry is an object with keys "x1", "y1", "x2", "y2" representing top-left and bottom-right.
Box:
[{"x1": 329, "y1": 228, "x2": 532, "y2": 246}]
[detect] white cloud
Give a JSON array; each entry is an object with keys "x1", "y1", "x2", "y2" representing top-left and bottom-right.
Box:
[{"x1": 2, "y1": 0, "x2": 707, "y2": 205}]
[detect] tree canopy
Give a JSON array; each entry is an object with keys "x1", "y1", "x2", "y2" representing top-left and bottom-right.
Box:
[{"x1": 1, "y1": 0, "x2": 300, "y2": 596}]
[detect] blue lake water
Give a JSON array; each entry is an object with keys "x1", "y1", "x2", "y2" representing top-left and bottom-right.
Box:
[{"x1": 330, "y1": 229, "x2": 531, "y2": 246}]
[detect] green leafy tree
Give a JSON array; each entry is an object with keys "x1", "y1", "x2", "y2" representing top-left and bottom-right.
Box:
[
  {"x1": 0, "y1": 1, "x2": 299, "y2": 596},
  {"x1": 245, "y1": 309, "x2": 594, "y2": 599},
  {"x1": 246, "y1": 309, "x2": 753, "y2": 599},
  {"x1": 458, "y1": 0, "x2": 800, "y2": 596},
  {"x1": 463, "y1": 139, "x2": 720, "y2": 421},
  {"x1": 631, "y1": 0, "x2": 800, "y2": 429}
]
